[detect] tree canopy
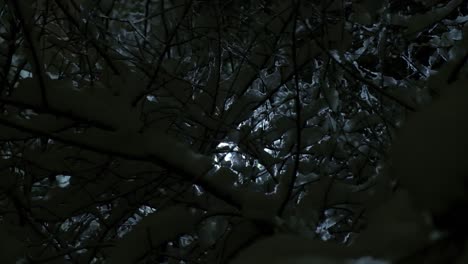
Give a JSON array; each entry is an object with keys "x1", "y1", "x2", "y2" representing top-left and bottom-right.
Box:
[{"x1": 0, "y1": 0, "x2": 468, "y2": 263}]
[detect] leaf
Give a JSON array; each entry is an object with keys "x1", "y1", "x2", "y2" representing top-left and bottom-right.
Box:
[
  {"x1": 323, "y1": 83, "x2": 340, "y2": 112},
  {"x1": 343, "y1": 111, "x2": 380, "y2": 133},
  {"x1": 390, "y1": 0, "x2": 464, "y2": 39}
]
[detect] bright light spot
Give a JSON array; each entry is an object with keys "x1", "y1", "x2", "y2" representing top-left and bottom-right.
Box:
[
  {"x1": 296, "y1": 191, "x2": 306, "y2": 204},
  {"x1": 55, "y1": 175, "x2": 71, "y2": 188},
  {"x1": 180, "y1": 235, "x2": 195, "y2": 247},
  {"x1": 256, "y1": 163, "x2": 265, "y2": 170},
  {"x1": 46, "y1": 72, "x2": 60, "y2": 80},
  {"x1": 1, "y1": 149, "x2": 12, "y2": 159},
  {"x1": 146, "y1": 95, "x2": 157, "y2": 102},
  {"x1": 20, "y1": 70, "x2": 32, "y2": 78},
  {"x1": 224, "y1": 153, "x2": 233, "y2": 161},
  {"x1": 315, "y1": 217, "x2": 337, "y2": 241},
  {"x1": 193, "y1": 185, "x2": 203, "y2": 196},
  {"x1": 216, "y1": 142, "x2": 235, "y2": 149},
  {"x1": 264, "y1": 148, "x2": 274, "y2": 154},
  {"x1": 330, "y1": 50, "x2": 342, "y2": 62},
  {"x1": 138, "y1": 206, "x2": 156, "y2": 215},
  {"x1": 225, "y1": 97, "x2": 235, "y2": 109},
  {"x1": 215, "y1": 142, "x2": 240, "y2": 162},
  {"x1": 272, "y1": 139, "x2": 282, "y2": 147}
]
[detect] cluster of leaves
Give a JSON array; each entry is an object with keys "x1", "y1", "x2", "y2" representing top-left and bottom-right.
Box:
[{"x1": 0, "y1": 0, "x2": 467, "y2": 263}]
